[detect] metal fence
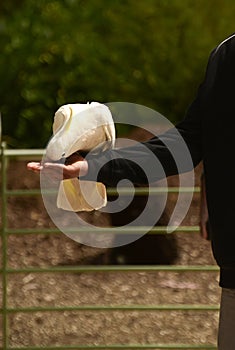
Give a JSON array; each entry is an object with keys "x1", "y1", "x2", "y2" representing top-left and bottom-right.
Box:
[{"x1": 0, "y1": 140, "x2": 219, "y2": 350}]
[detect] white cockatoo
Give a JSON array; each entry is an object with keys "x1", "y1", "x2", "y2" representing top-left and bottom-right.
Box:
[{"x1": 45, "y1": 102, "x2": 116, "y2": 212}]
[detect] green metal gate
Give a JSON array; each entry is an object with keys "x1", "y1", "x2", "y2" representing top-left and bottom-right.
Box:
[{"x1": 1, "y1": 139, "x2": 219, "y2": 350}]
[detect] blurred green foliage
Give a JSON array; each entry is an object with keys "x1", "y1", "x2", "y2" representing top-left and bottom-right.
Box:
[{"x1": 0, "y1": 0, "x2": 235, "y2": 148}]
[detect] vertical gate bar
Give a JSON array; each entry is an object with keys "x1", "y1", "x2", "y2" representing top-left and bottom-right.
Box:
[{"x1": 1, "y1": 141, "x2": 9, "y2": 350}]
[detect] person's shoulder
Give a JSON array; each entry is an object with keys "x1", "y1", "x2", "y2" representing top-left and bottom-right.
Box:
[{"x1": 215, "y1": 33, "x2": 235, "y2": 54}]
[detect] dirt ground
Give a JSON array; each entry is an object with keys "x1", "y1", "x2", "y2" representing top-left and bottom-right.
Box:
[{"x1": 0, "y1": 159, "x2": 220, "y2": 348}]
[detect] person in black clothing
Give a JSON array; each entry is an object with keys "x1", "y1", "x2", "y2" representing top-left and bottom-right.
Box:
[{"x1": 28, "y1": 33, "x2": 235, "y2": 349}]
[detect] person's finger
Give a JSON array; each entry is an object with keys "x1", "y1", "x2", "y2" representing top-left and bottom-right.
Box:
[
  {"x1": 42, "y1": 163, "x2": 65, "y2": 180},
  {"x1": 27, "y1": 162, "x2": 43, "y2": 172},
  {"x1": 65, "y1": 162, "x2": 83, "y2": 178},
  {"x1": 43, "y1": 162, "x2": 79, "y2": 179},
  {"x1": 43, "y1": 162, "x2": 64, "y2": 170}
]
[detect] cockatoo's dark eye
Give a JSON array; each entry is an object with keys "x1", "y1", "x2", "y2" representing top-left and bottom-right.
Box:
[{"x1": 62, "y1": 152, "x2": 65, "y2": 157}]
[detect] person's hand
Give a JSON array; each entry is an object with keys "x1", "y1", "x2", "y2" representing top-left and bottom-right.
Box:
[
  {"x1": 27, "y1": 162, "x2": 43, "y2": 173},
  {"x1": 27, "y1": 153, "x2": 88, "y2": 179}
]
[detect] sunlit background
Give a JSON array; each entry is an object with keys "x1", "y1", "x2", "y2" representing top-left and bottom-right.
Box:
[{"x1": 1, "y1": 0, "x2": 235, "y2": 148}]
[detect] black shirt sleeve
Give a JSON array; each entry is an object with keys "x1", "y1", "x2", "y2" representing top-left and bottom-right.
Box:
[{"x1": 83, "y1": 39, "x2": 230, "y2": 187}]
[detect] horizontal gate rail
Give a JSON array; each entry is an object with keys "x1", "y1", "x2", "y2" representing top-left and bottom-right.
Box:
[
  {"x1": 4, "y1": 265, "x2": 219, "y2": 273},
  {"x1": 7, "y1": 344, "x2": 217, "y2": 350},
  {"x1": 4, "y1": 226, "x2": 200, "y2": 235},
  {"x1": 1, "y1": 143, "x2": 218, "y2": 349},
  {"x1": 5, "y1": 187, "x2": 200, "y2": 196},
  {"x1": 1, "y1": 304, "x2": 220, "y2": 313}
]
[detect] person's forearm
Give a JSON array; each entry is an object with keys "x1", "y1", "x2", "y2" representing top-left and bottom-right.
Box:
[{"x1": 84, "y1": 124, "x2": 202, "y2": 187}]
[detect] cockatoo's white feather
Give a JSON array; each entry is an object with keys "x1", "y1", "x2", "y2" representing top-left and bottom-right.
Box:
[
  {"x1": 46, "y1": 102, "x2": 115, "y2": 212},
  {"x1": 47, "y1": 102, "x2": 115, "y2": 161}
]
